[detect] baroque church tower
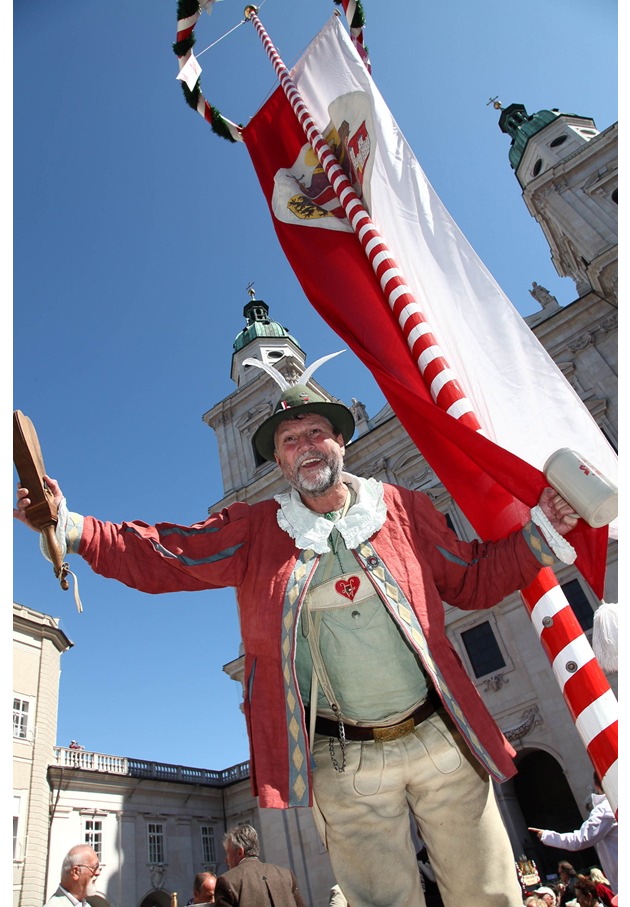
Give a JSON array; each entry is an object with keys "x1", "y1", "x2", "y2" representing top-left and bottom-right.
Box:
[{"x1": 498, "y1": 103, "x2": 618, "y2": 305}]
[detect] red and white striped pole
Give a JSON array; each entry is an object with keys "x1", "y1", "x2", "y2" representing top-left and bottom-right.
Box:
[{"x1": 244, "y1": 5, "x2": 618, "y2": 812}]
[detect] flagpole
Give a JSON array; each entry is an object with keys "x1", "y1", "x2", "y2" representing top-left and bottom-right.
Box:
[{"x1": 243, "y1": 6, "x2": 618, "y2": 812}]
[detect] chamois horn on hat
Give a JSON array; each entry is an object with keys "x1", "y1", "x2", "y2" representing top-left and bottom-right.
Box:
[{"x1": 245, "y1": 351, "x2": 355, "y2": 462}]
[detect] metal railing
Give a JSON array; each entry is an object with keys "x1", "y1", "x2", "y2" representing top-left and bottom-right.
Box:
[{"x1": 52, "y1": 747, "x2": 250, "y2": 787}]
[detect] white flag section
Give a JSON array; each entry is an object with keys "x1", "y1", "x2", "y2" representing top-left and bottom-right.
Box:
[{"x1": 290, "y1": 17, "x2": 617, "y2": 535}]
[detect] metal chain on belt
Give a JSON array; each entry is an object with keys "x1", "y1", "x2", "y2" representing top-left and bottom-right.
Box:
[{"x1": 328, "y1": 706, "x2": 347, "y2": 773}]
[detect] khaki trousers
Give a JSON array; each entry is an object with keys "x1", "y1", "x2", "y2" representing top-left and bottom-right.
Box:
[{"x1": 311, "y1": 709, "x2": 524, "y2": 907}]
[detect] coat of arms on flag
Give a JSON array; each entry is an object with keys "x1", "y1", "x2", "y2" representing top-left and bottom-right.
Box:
[{"x1": 272, "y1": 91, "x2": 374, "y2": 229}]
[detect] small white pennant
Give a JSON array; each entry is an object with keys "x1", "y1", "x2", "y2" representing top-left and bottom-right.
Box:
[{"x1": 177, "y1": 52, "x2": 202, "y2": 92}]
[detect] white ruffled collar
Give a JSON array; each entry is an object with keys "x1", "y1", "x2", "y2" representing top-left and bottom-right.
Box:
[{"x1": 275, "y1": 472, "x2": 387, "y2": 553}]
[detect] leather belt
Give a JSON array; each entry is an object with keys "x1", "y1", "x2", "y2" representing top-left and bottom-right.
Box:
[{"x1": 314, "y1": 690, "x2": 440, "y2": 742}]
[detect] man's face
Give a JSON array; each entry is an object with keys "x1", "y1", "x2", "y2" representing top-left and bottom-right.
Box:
[
  {"x1": 225, "y1": 841, "x2": 244, "y2": 869},
  {"x1": 274, "y1": 413, "x2": 344, "y2": 498},
  {"x1": 71, "y1": 856, "x2": 101, "y2": 898}
]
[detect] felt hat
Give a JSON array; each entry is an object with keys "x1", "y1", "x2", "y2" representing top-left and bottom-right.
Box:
[
  {"x1": 253, "y1": 383, "x2": 355, "y2": 462},
  {"x1": 243, "y1": 350, "x2": 355, "y2": 462}
]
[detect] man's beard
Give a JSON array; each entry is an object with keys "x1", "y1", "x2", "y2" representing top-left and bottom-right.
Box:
[{"x1": 283, "y1": 448, "x2": 343, "y2": 497}]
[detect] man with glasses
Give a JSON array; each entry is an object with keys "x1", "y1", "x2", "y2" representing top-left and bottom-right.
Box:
[{"x1": 44, "y1": 844, "x2": 101, "y2": 906}]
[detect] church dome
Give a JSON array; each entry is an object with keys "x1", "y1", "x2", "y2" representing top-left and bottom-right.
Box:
[
  {"x1": 499, "y1": 104, "x2": 561, "y2": 171},
  {"x1": 232, "y1": 298, "x2": 303, "y2": 354}
]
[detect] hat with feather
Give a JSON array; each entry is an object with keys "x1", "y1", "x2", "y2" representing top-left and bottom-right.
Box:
[{"x1": 245, "y1": 351, "x2": 356, "y2": 462}]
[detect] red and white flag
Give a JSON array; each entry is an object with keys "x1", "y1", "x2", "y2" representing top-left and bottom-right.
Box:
[{"x1": 242, "y1": 16, "x2": 615, "y2": 598}]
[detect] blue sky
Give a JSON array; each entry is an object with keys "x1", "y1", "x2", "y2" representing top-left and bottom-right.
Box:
[{"x1": 12, "y1": 0, "x2": 618, "y2": 771}]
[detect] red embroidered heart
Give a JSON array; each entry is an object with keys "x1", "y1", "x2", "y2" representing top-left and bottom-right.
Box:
[{"x1": 335, "y1": 576, "x2": 361, "y2": 601}]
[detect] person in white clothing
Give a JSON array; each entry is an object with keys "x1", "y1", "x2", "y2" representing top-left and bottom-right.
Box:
[
  {"x1": 43, "y1": 844, "x2": 101, "y2": 906},
  {"x1": 529, "y1": 774, "x2": 618, "y2": 894}
]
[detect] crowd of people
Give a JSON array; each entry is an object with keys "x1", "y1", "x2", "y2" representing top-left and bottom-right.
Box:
[
  {"x1": 44, "y1": 827, "x2": 306, "y2": 907},
  {"x1": 522, "y1": 866, "x2": 618, "y2": 907},
  {"x1": 44, "y1": 831, "x2": 619, "y2": 907}
]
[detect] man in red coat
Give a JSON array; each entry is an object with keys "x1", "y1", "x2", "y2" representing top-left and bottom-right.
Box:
[
  {"x1": 214, "y1": 825, "x2": 306, "y2": 907},
  {"x1": 15, "y1": 384, "x2": 579, "y2": 907}
]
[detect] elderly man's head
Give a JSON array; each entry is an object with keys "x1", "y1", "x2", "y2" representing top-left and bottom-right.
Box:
[
  {"x1": 59, "y1": 844, "x2": 101, "y2": 899},
  {"x1": 223, "y1": 823, "x2": 260, "y2": 869}
]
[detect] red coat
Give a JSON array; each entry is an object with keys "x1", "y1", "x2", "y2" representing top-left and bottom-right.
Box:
[{"x1": 79, "y1": 483, "x2": 543, "y2": 808}]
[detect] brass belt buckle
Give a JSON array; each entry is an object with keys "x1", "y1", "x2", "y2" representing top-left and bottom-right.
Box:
[{"x1": 372, "y1": 717, "x2": 415, "y2": 742}]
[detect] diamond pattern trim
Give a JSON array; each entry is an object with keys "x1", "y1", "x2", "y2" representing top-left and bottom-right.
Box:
[{"x1": 281, "y1": 548, "x2": 319, "y2": 806}]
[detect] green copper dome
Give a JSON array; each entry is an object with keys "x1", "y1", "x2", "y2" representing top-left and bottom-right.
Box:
[
  {"x1": 233, "y1": 298, "x2": 303, "y2": 353},
  {"x1": 499, "y1": 104, "x2": 561, "y2": 170}
]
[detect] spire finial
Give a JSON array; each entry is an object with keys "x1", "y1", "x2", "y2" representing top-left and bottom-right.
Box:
[
  {"x1": 246, "y1": 281, "x2": 256, "y2": 300},
  {"x1": 487, "y1": 96, "x2": 503, "y2": 110}
]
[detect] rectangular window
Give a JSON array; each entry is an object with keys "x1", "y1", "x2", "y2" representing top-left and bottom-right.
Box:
[
  {"x1": 13, "y1": 698, "x2": 30, "y2": 739},
  {"x1": 561, "y1": 578, "x2": 595, "y2": 633},
  {"x1": 461, "y1": 621, "x2": 506, "y2": 678},
  {"x1": 147, "y1": 823, "x2": 165, "y2": 864},
  {"x1": 13, "y1": 795, "x2": 21, "y2": 860},
  {"x1": 201, "y1": 826, "x2": 216, "y2": 864},
  {"x1": 85, "y1": 820, "x2": 102, "y2": 860}
]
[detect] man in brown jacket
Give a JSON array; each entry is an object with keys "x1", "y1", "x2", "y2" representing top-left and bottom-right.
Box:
[{"x1": 214, "y1": 824, "x2": 306, "y2": 907}]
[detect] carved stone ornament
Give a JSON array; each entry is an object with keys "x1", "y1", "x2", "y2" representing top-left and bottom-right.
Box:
[
  {"x1": 371, "y1": 457, "x2": 388, "y2": 475},
  {"x1": 149, "y1": 864, "x2": 167, "y2": 889},
  {"x1": 502, "y1": 705, "x2": 544, "y2": 742},
  {"x1": 236, "y1": 403, "x2": 272, "y2": 430},
  {"x1": 482, "y1": 673, "x2": 510, "y2": 693},
  {"x1": 568, "y1": 332, "x2": 595, "y2": 352},
  {"x1": 284, "y1": 363, "x2": 303, "y2": 385}
]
